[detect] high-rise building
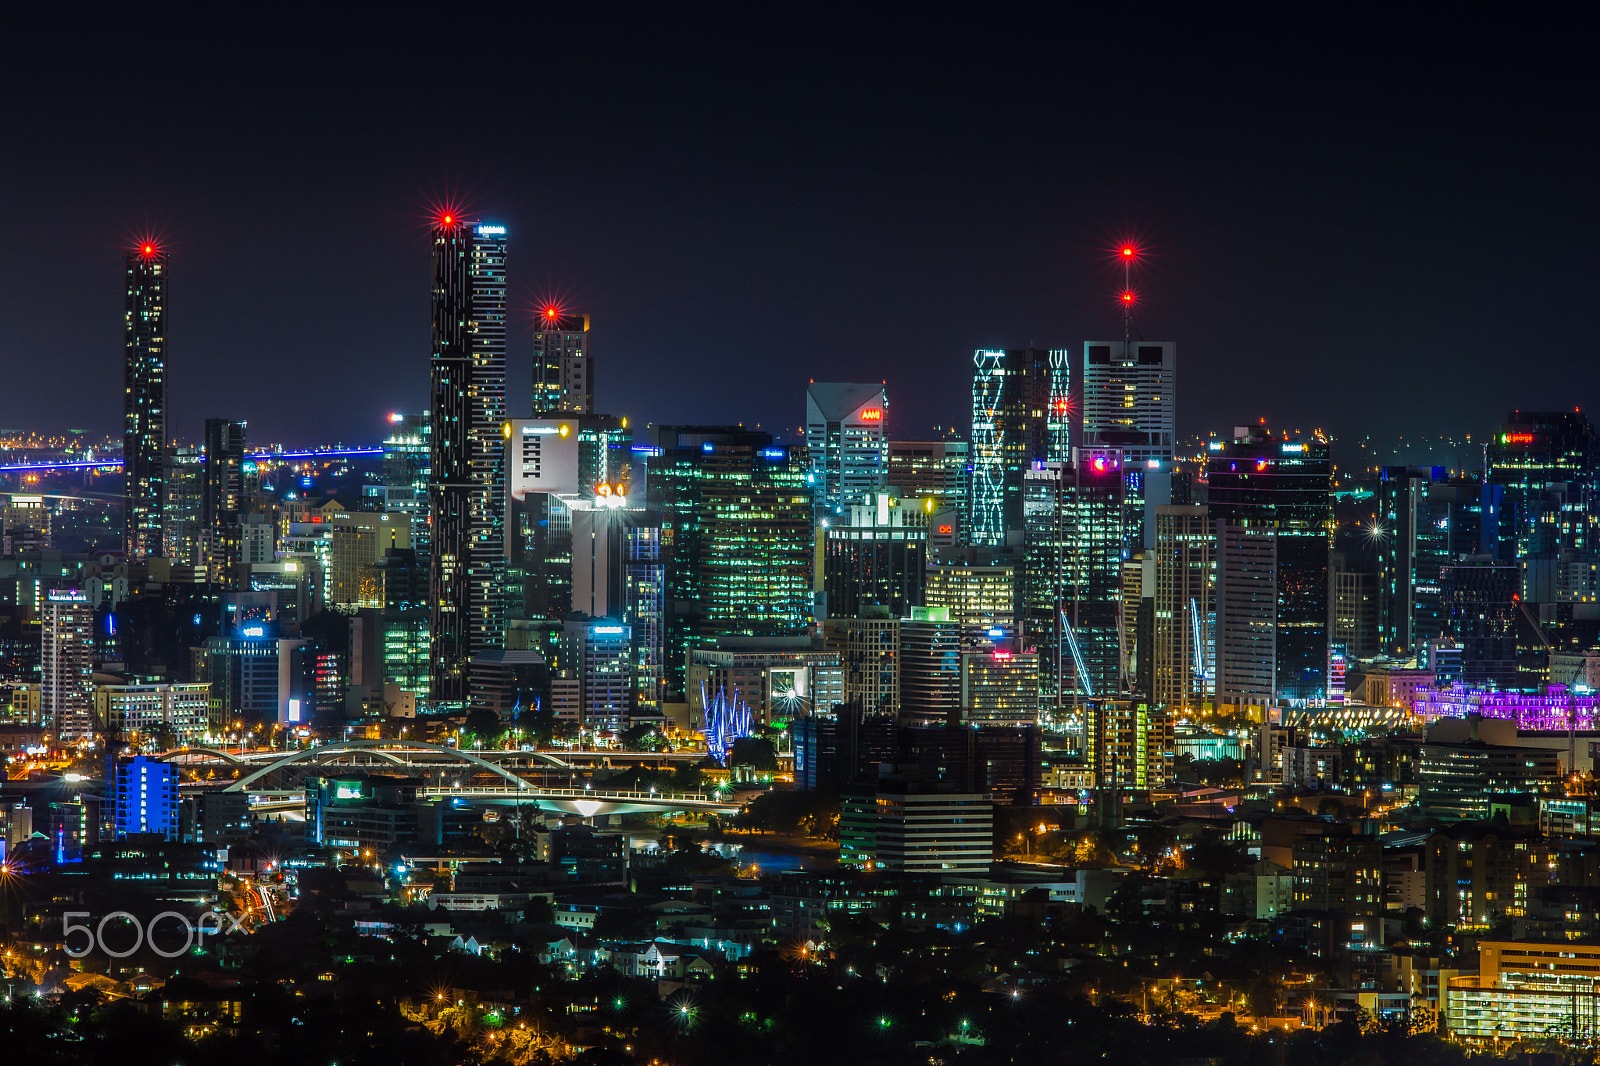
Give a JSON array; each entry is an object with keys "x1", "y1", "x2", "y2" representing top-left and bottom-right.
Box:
[
  {"x1": 112, "y1": 755, "x2": 180, "y2": 840},
  {"x1": 124, "y1": 242, "x2": 168, "y2": 558},
  {"x1": 822, "y1": 492, "x2": 927, "y2": 619},
  {"x1": 897, "y1": 607, "x2": 962, "y2": 726},
  {"x1": 960, "y1": 648, "x2": 1039, "y2": 726},
  {"x1": 969, "y1": 348, "x2": 1069, "y2": 546},
  {"x1": 924, "y1": 562, "x2": 1017, "y2": 637},
  {"x1": 1484, "y1": 410, "x2": 1599, "y2": 602},
  {"x1": 531, "y1": 311, "x2": 592, "y2": 415},
  {"x1": 201, "y1": 418, "x2": 248, "y2": 587},
  {"x1": 839, "y1": 779, "x2": 993, "y2": 873},
  {"x1": 1206, "y1": 427, "x2": 1332, "y2": 706},
  {"x1": 1214, "y1": 523, "x2": 1277, "y2": 712},
  {"x1": 42, "y1": 590, "x2": 95, "y2": 744},
  {"x1": 568, "y1": 503, "x2": 666, "y2": 716},
  {"x1": 163, "y1": 445, "x2": 204, "y2": 570},
  {"x1": 1084, "y1": 699, "x2": 1174, "y2": 792},
  {"x1": 1023, "y1": 450, "x2": 1126, "y2": 708},
  {"x1": 647, "y1": 427, "x2": 813, "y2": 699},
  {"x1": 428, "y1": 217, "x2": 508, "y2": 703},
  {"x1": 381, "y1": 412, "x2": 431, "y2": 551},
  {"x1": 1081, "y1": 341, "x2": 1177, "y2": 466},
  {"x1": 887, "y1": 439, "x2": 969, "y2": 551},
  {"x1": 1376, "y1": 466, "x2": 1488, "y2": 655},
  {"x1": 1151, "y1": 505, "x2": 1214, "y2": 714},
  {"x1": 1440, "y1": 558, "x2": 1522, "y2": 690},
  {"x1": 805, "y1": 382, "x2": 888, "y2": 513},
  {"x1": 557, "y1": 618, "x2": 633, "y2": 734}
]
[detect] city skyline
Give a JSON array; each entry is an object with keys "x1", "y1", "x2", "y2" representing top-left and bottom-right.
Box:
[{"x1": 2, "y1": 11, "x2": 1595, "y2": 448}]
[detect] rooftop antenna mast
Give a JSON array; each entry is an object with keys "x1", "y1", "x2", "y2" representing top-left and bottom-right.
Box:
[{"x1": 1117, "y1": 241, "x2": 1140, "y2": 355}]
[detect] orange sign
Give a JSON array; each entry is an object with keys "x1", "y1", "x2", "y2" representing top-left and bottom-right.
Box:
[{"x1": 859, "y1": 408, "x2": 883, "y2": 422}]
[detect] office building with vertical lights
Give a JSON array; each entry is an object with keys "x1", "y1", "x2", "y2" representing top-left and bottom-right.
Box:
[
  {"x1": 124, "y1": 242, "x2": 168, "y2": 558},
  {"x1": 805, "y1": 382, "x2": 888, "y2": 514},
  {"x1": 968, "y1": 348, "x2": 1069, "y2": 546},
  {"x1": 1484, "y1": 410, "x2": 1599, "y2": 602}
]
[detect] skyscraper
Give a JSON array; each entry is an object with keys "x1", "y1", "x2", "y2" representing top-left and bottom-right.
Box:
[
  {"x1": 1081, "y1": 341, "x2": 1177, "y2": 466},
  {"x1": 124, "y1": 242, "x2": 168, "y2": 558},
  {"x1": 428, "y1": 216, "x2": 509, "y2": 702},
  {"x1": 532, "y1": 311, "x2": 593, "y2": 415},
  {"x1": 1150, "y1": 505, "x2": 1214, "y2": 714},
  {"x1": 821, "y1": 492, "x2": 928, "y2": 619},
  {"x1": 43, "y1": 589, "x2": 95, "y2": 744},
  {"x1": 647, "y1": 427, "x2": 813, "y2": 699},
  {"x1": 805, "y1": 382, "x2": 888, "y2": 513},
  {"x1": 202, "y1": 418, "x2": 247, "y2": 588},
  {"x1": 1207, "y1": 427, "x2": 1332, "y2": 707},
  {"x1": 1484, "y1": 410, "x2": 1599, "y2": 601},
  {"x1": 1022, "y1": 450, "x2": 1126, "y2": 708},
  {"x1": 381, "y1": 412, "x2": 431, "y2": 551},
  {"x1": 969, "y1": 348, "x2": 1069, "y2": 546}
]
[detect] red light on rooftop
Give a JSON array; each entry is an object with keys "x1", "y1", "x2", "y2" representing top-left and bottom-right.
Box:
[
  {"x1": 545, "y1": 307, "x2": 559, "y2": 319},
  {"x1": 1120, "y1": 291, "x2": 1135, "y2": 304}
]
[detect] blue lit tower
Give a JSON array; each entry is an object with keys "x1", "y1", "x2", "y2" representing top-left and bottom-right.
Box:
[
  {"x1": 969, "y1": 348, "x2": 1069, "y2": 546},
  {"x1": 428, "y1": 212, "x2": 510, "y2": 702},
  {"x1": 123, "y1": 240, "x2": 168, "y2": 558}
]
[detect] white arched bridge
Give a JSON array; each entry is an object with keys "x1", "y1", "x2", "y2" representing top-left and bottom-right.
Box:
[{"x1": 156, "y1": 739, "x2": 739, "y2": 817}]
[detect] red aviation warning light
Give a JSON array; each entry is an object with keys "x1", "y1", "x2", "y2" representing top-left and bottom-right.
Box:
[
  {"x1": 1120, "y1": 245, "x2": 1138, "y2": 260},
  {"x1": 1119, "y1": 290, "x2": 1136, "y2": 305}
]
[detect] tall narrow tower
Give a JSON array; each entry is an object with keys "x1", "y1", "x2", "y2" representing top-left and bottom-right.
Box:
[
  {"x1": 428, "y1": 215, "x2": 509, "y2": 703},
  {"x1": 124, "y1": 241, "x2": 168, "y2": 558},
  {"x1": 428, "y1": 212, "x2": 477, "y2": 701}
]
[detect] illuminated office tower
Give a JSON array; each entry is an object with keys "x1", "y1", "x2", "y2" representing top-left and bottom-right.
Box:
[
  {"x1": 1023, "y1": 450, "x2": 1126, "y2": 709},
  {"x1": 805, "y1": 382, "x2": 888, "y2": 513},
  {"x1": 532, "y1": 311, "x2": 593, "y2": 415},
  {"x1": 428, "y1": 216, "x2": 509, "y2": 702},
  {"x1": 163, "y1": 444, "x2": 204, "y2": 569},
  {"x1": 924, "y1": 562, "x2": 1017, "y2": 636},
  {"x1": 381, "y1": 412, "x2": 431, "y2": 551},
  {"x1": 568, "y1": 502, "x2": 666, "y2": 716},
  {"x1": 887, "y1": 439, "x2": 969, "y2": 549},
  {"x1": 1085, "y1": 700, "x2": 1174, "y2": 792},
  {"x1": 43, "y1": 590, "x2": 95, "y2": 743},
  {"x1": 467, "y1": 223, "x2": 509, "y2": 666},
  {"x1": 201, "y1": 418, "x2": 247, "y2": 588},
  {"x1": 557, "y1": 618, "x2": 634, "y2": 733},
  {"x1": 960, "y1": 647, "x2": 1040, "y2": 726},
  {"x1": 1207, "y1": 426, "x2": 1332, "y2": 707},
  {"x1": 969, "y1": 348, "x2": 1069, "y2": 546},
  {"x1": 1151, "y1": 505, "x2": 1214, "y2": 713},
  {"x1": 124, "y1": 241, "x2": 168, "y2": 558},
  {"x1": 647, "y1": 427, "x2": 813, "y2": 700},
  {"x1": 822, "y1": 492, "x2": 927, "y2": 619},
  {"x1": 1484, "y1": 410, "x2": 1599, "y2": 601},
  {"x1": 1081, "y1": 341, "x2": 1176, "y2": 465},
  {"x1": 1375, "y1": 467, "x2": 1486, "y2": 655}
]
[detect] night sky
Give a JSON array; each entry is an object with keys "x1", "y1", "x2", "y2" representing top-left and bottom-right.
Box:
[{"x1": 2, "y1": 9, "x2": 1595, "y2": 455}]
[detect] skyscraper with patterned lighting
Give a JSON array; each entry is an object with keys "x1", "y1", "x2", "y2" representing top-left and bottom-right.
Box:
[
  {"x1": 428, "y1": 215, "x2": 509, "y2": 702},
  {"x1": 123, "y1": 241, "x2": 168, "y2": 558}
]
